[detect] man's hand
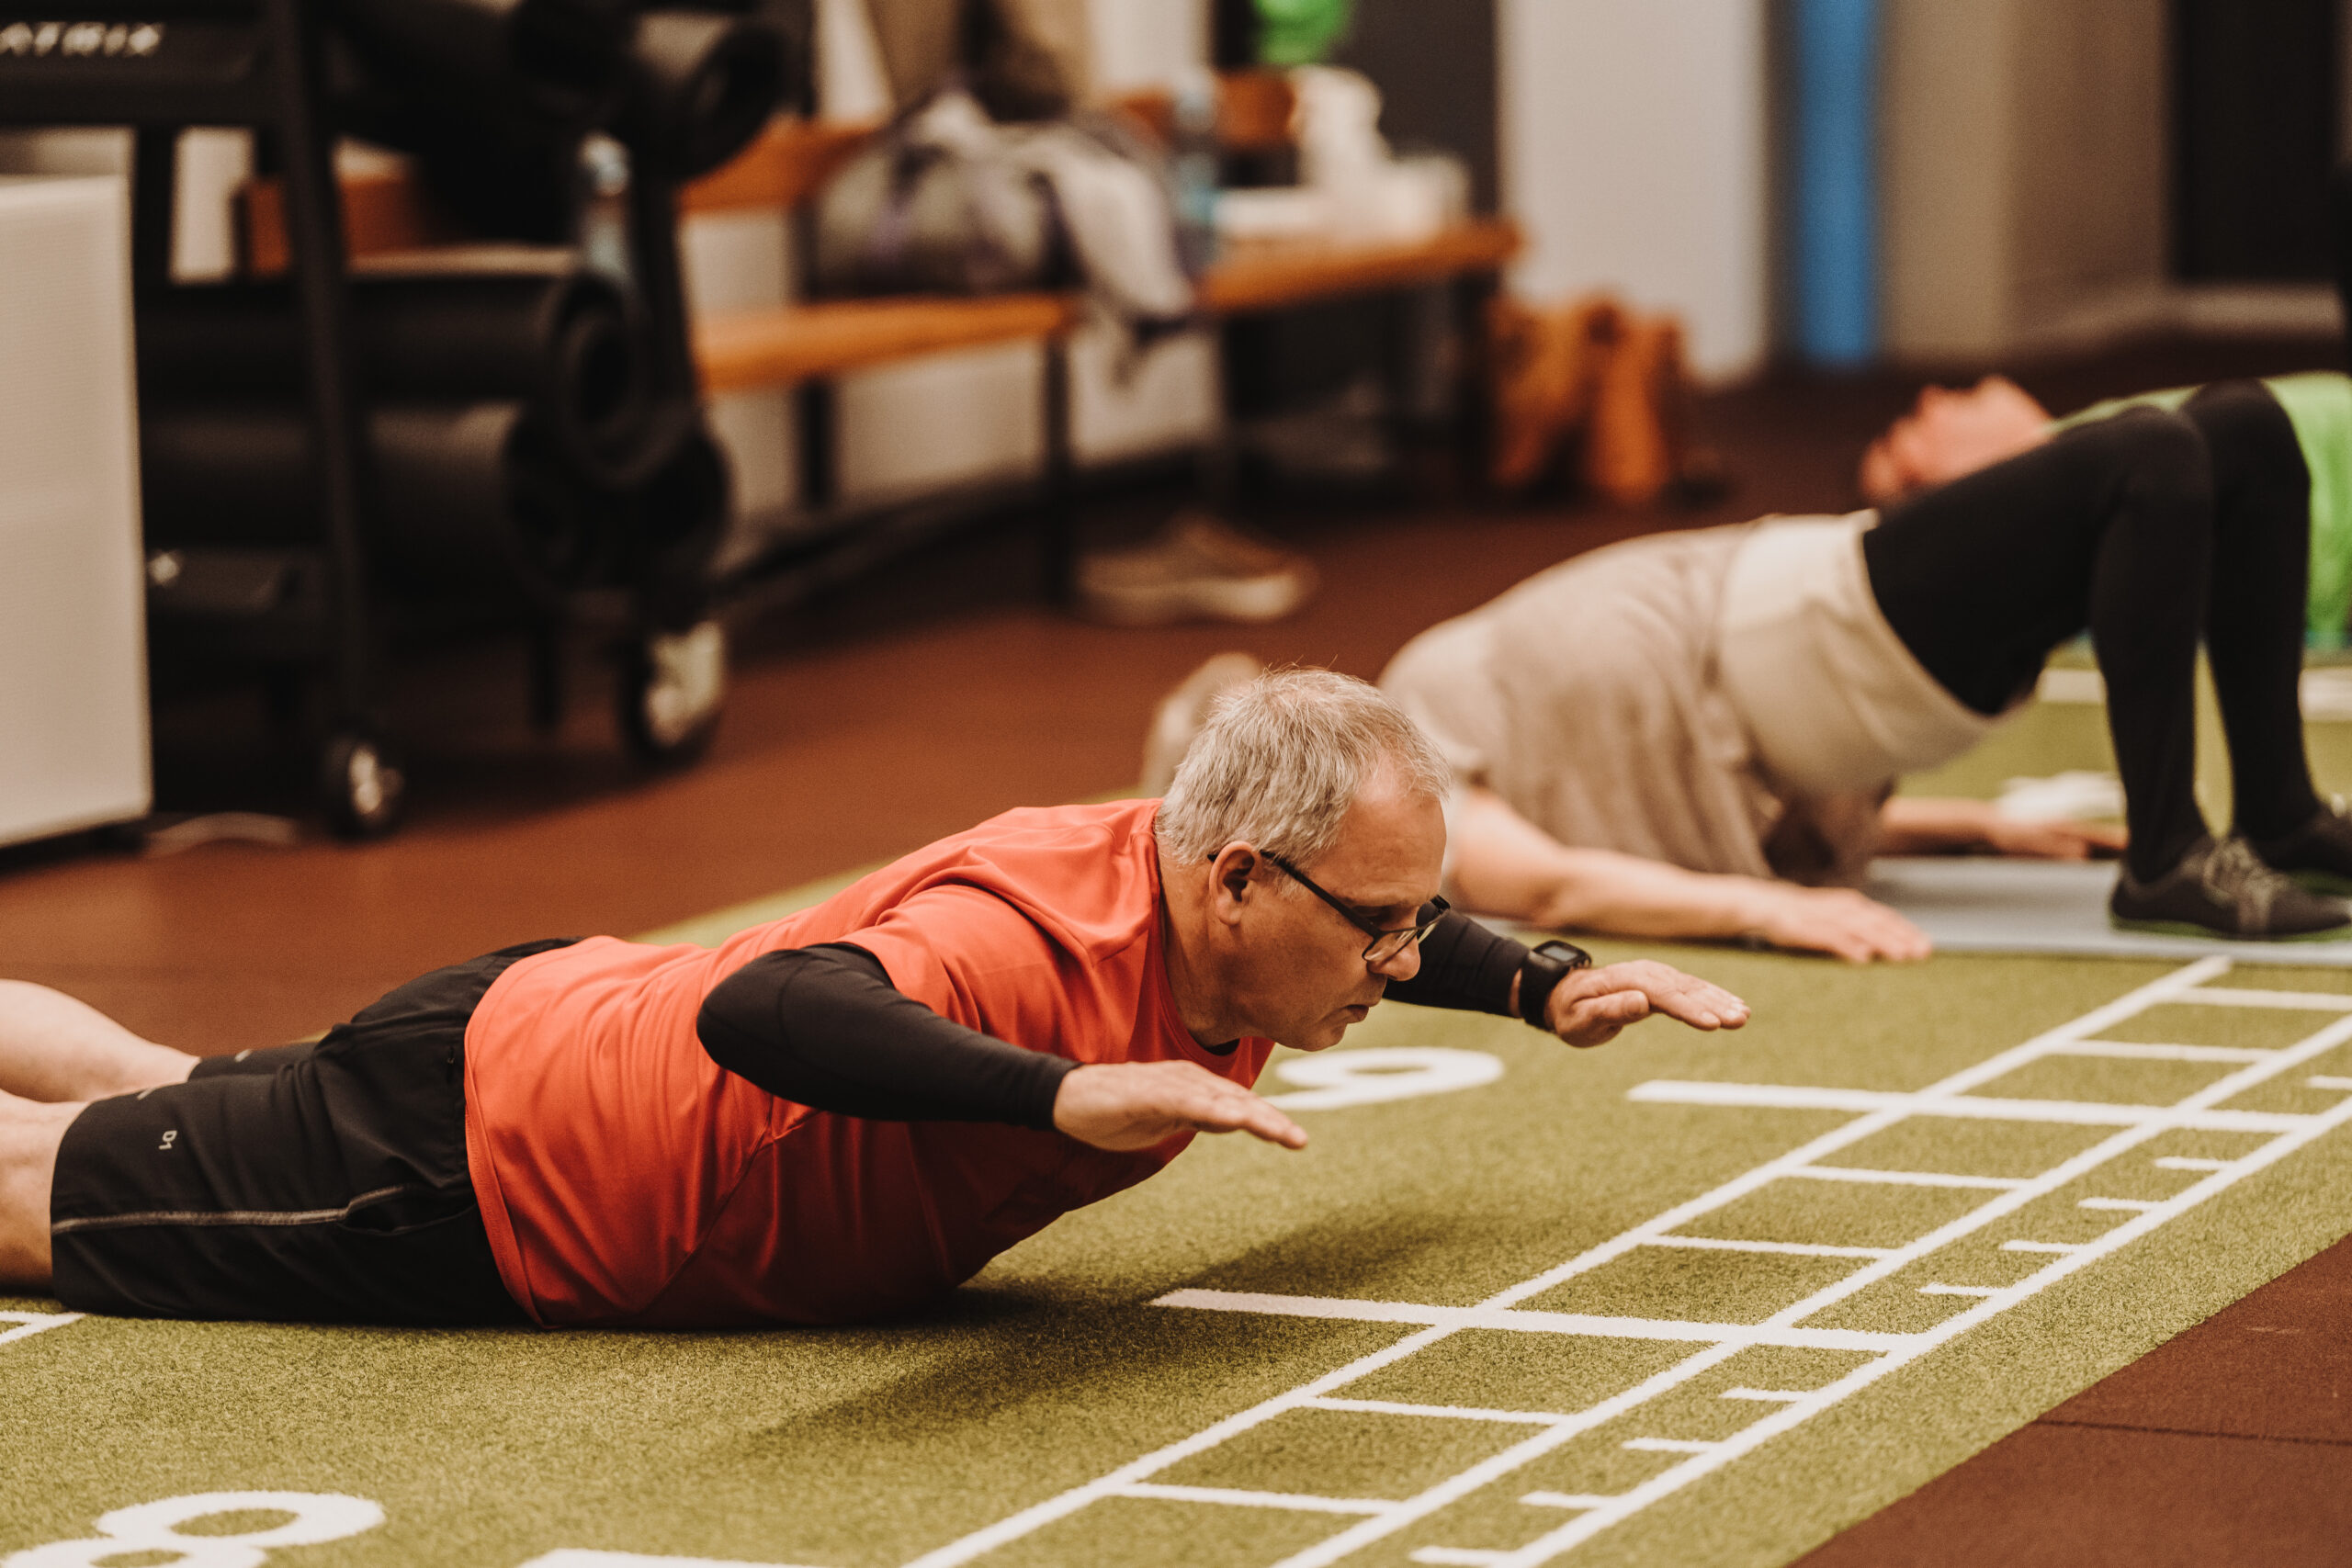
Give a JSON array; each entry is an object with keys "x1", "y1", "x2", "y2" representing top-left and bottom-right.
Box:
[
  {"x1": 1053, "y1": 1060, "x2": 1308, "y2": 1152},
  {"x1": 1546, "y1": 960, "x2": 1751, "y2": 1048},
  {"x1": 1751, "y1": 885, "x2": 1933, "y2": 964}
]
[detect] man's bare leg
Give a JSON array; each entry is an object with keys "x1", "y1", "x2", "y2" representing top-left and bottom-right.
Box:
[
  {"x1": 0, "y1": 1089, "x2": 79, "y2": 1291},
  {"x1": 0, "y1": 982, "x2": 197, "y2": 1103}
]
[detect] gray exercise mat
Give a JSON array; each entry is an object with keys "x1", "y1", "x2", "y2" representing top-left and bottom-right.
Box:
[{"x1": 1864, "y1": 855, "x2": 2352, "y2": 964}]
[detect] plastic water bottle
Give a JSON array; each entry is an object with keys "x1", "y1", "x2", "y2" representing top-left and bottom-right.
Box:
[{"x1": 1170, "y1": 67, "x2": 1220, "y2": 273}]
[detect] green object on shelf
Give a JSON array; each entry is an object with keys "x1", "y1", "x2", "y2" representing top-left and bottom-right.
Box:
[{"x1": 1255, "y1": 0, "x2": 1351, "y2": 64}]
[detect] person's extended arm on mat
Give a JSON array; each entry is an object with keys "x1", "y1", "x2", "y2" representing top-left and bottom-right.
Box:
[
  {"x1": 1877, "y1": 796, "x2": 2124, "y2": 859},
  {"x1": 1447, "y1": 785, "x2": 1933, "y2": 964},
  {"x1": 1448, "y1": 786, "x2": 2121, "y2": 963}
]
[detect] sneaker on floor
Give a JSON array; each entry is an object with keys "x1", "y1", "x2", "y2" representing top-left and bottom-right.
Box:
[
  {"x1": 2248, "y1": 795, "x2": 2352, "y2": 896},
  {"x1": 2109, "y1": 834, "x2": 2352, "y2": 941},
  {"x1": 1140, "y1": 651, "x2": 1262, "y2": 796},
  {"x1": 1075, "y1": 512, "x2": 1318, "y2": 627}
]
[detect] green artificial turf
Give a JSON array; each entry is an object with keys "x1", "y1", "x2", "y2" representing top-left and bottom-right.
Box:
[
  {"x1": 8, "y1": 944, "x2": 2351, "y2": 1568},
  {"x1": 11, "y1": 692, "x2": 2352, "y2": 1568}
]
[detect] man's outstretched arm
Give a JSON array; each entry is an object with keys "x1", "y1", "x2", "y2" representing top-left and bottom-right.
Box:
[
  {"x1": 698, "y1": 944, "x2": 1075, "y2": 1128},
  {"x1": 696, "y1": 945, "x2": 1306, "y2": 1150},
  {"x1": 1385, "y1": 910, "x2": 1749, "y2": 1047}
]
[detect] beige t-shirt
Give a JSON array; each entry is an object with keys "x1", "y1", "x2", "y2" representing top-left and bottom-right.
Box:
[
  {"x1": 1381, "y1": 517, "x2": 1994, "y2": 887},
  {"x1": 1718, "y1": 514, "x2": 2000, "y2": 795}
]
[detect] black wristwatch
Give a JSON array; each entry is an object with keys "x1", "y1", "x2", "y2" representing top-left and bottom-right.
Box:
[{"x1": 1517, "y1": 938, "x2": 1593, "y2": 1029}]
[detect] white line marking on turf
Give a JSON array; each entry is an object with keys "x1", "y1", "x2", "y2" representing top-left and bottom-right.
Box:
[
  {"x1": 1520, "y1": 1494, "x2": 1614, "y2": 1511},
  {"x1": 909, "y1": 955, "x2": 2352, "y2": 1568},
  {"x1": 521, "y1": 1555, "x2": 837, "y2": 1568},
  {"x1": 1718, "y1": 1389, "x2": 1808, "y2": 1403},
  {"x1": 1999, "y1": 1240, "x2": 2083, "y2": 1253},
  {"x1": 0, "y1": 1310, "x2": 82, "y2": 1349},
  {"x1": 1408, "y1": 1550, "x2": 1509, "y2": 1567},
  {"x1": 2047, "y1": 1041, "x2": 2272, "y2": 1063},
  {"x1": 1916, "y1": 1284, "x2": 1999, "y2": 1297},
  {"x1": 2307, "y1": 1076, "x2": 2352, "y2": 1091},
  {"x1": 1791, "y1": 1166, "x2": 2024, "y2": 1190},
  {"x1": 2152, "y1": 1156, "x2": 2234, "y2": 1172},
  {"x1": 1620, "y1": 1438, "x2": 1717, "y2": 1454},
  {"x1": 1148, "y1": 1292, "x2": 1909, "y2": 1352},
  {"x1": 1641, "y1": 1235, "x2": 1893, "y2": 1259},
  {"x1": 1114, "y1": 1484, "x2": 1395, "y2": 1516},
  {"x1": 1625, "y1": 1081, "x2": 2310, "y2": 1133},
  {"x1": 2178, "y1": 987, "x2": 2352, "y2": 1011},
  {"x1": 1304, "y1": 1397, "x2": 1569, "y2": 1425},
  {"x1": 2077, "y1": 1197, "x2": 2161, "y2": 1212}
]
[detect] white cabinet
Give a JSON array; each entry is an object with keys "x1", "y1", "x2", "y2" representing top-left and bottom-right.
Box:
[{"x1": 0, "y1": 175, "x2": 150, "y2": 847}]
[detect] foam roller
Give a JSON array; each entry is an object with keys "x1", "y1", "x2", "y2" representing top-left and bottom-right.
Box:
[
  {"x1": 333, "y1": 0, "x2": 636, "y2": 134},
  {"x1": 138, "y1": 267, "x2": 653, "y2": 485},
  {"x1": 613, "y1": 7, "x2": 791, "y2": 180},
  {"x1": 141, "y1": 402, "x2": 605, "y2": 607}
]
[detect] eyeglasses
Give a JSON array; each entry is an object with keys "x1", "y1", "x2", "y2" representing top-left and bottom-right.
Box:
[{"x1": 1264, "y1": 852, "x2": 1449, "y2": 964}]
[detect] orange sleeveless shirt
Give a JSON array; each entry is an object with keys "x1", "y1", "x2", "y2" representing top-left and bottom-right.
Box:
[{"x1": 460, "y1": 799, "x2": 1272, "y2": 1327}]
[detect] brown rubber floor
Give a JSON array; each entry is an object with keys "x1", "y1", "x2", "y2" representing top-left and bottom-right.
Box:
[{"x1": 3, "y1": 333, "x2": 2344, "y2": 1559}]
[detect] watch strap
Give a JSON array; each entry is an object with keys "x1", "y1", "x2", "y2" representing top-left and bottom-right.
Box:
[{"x1": 1516, "y1": 938, "x2": 1593, "y2": 1029}]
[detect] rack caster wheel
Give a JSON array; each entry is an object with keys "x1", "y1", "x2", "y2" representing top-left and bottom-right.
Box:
[
  {"x1": 319, "y1": 732, "x2": 406, "y2": 840},
  {"x1": 618, "y1": 618, "x2": 726, "y2": 767}
]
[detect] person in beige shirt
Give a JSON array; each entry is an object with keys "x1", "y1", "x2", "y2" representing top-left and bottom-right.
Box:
[{"x1": 1155, "y1": 384, "x2": 2352, "y2": 957}]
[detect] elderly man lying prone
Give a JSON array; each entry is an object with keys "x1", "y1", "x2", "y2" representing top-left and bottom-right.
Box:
[{"x1": 0, "y1": 671, "x2": 1743, "y2": 1328}]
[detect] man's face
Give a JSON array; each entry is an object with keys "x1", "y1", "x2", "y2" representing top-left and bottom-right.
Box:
[
  {"x1": 1858, "y1": 376, "x2": 2052, "y2": 502},
  {"x1": 1221, "y1": 773, "x2": 1447, "y2": 1051}
]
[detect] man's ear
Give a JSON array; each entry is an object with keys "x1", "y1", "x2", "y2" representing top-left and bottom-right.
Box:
[{"x1": 1208, "y1": 842, "x2": 1261, "y2": 922}]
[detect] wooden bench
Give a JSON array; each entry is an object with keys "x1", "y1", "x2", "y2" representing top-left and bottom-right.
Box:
[{"x1": 238, "y1": 73, "x2": 1522, "y2": 603}]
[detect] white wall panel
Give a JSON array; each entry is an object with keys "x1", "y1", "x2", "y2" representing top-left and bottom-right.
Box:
[
  {"x1": 1498, "y1": 0, "x2": 1770, "y2": 382},
  {"x1": 1880, "y1": 0, "x2": 2171, "y2": 363},
  {"x1": 1069, "y1": 324, "x2": 1217, "y2": 464},
  {"x1": 0, "y1": 177, "x2": 151, "y2": 845},
  {"x1": 1089, "y1": 0, "x2": 1205, "y2": 91},
  {"x1": 834, "y1": 343, "x2": 1047, "y2": 501}
]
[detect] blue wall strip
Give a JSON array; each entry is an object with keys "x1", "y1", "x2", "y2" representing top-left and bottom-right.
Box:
[{"x1": 1792, "y1": 0, "x2": 1880, "y2": 367}]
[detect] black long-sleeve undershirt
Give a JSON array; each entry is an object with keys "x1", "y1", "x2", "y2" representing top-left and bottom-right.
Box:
[
  {"x1": 697, "y1": 943, "x2": 1075, "y2": 1129},
  {"x1": 693, "y1": 913, "x2": 1537, "y2": 1128},
  {"x1": 1385, "y1": 910, "x2": 1531, "y2": 1017}
]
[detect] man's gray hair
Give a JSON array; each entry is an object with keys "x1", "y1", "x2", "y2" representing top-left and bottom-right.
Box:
[{"x1": 1155, "y1": 668, "x2": 1451, "y2": 866}]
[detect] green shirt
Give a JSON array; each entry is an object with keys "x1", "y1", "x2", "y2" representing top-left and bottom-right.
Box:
[{"x1": 2057, "y1": 372, "x2": 2352, "y2": 648}]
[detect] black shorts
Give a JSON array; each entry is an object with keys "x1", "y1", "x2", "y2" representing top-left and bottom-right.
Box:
[{"x1": 49, "y1": 940, "x2": 574, "y2": 1325}]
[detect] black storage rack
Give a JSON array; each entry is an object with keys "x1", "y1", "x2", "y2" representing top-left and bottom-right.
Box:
[{"x1": 0, "y1": 2, "x2": 744, "y2": 837}]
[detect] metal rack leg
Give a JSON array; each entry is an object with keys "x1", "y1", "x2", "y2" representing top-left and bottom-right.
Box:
[
  {"x1": 1452, "y1": 270, "x2": 1499, "y2": 496},
  {"x1": 129, "y1": 127, "x2": 175, "y2": 299},
  {"x1": 1040, "y1": 333, "x2": 1074, "y2": 606},
  {"x1": 264, "y1": 0, "x2": 376, "y2": 737}
]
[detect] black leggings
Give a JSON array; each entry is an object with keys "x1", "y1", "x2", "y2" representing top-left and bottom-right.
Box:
[{"x1": 1862, "y1": 382, "x2": 2319, "y2": 882}]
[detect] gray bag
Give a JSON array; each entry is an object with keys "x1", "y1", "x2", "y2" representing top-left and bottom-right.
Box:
[{"x1": 813, "y1": 87, "x2": 1194, "y2": 329}]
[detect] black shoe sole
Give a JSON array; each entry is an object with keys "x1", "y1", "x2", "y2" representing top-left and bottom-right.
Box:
[{"x1": 2109, "y1": 912, "x2": 2352, "y2": 942}]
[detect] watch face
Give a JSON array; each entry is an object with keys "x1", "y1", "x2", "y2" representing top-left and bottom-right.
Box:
[{"x1": 1534, "y1": 939, "x2": 1592, "y2": 971}]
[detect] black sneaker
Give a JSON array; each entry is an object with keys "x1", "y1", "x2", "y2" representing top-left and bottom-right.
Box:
[
  {"x1": 2248, "y1": 796, "x2": 2352, "y2": 896},
  {"x1": 2110, "y1": 835, "x2": 2352, "y2": 941}
]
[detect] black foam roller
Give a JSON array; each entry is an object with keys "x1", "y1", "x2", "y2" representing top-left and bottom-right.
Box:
[
  {"x1": 333, "y1": 0, "x2": 635, "y2": 134},
  {"x1": 138, "y1": 268, "x2": 653, "y2": 484},
  {"x1": 613, "y1": 8, "x2": 790, "y2": 180},
  {"x1": 141, "y1": 402, "x2": 605, "y2": 607}
]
